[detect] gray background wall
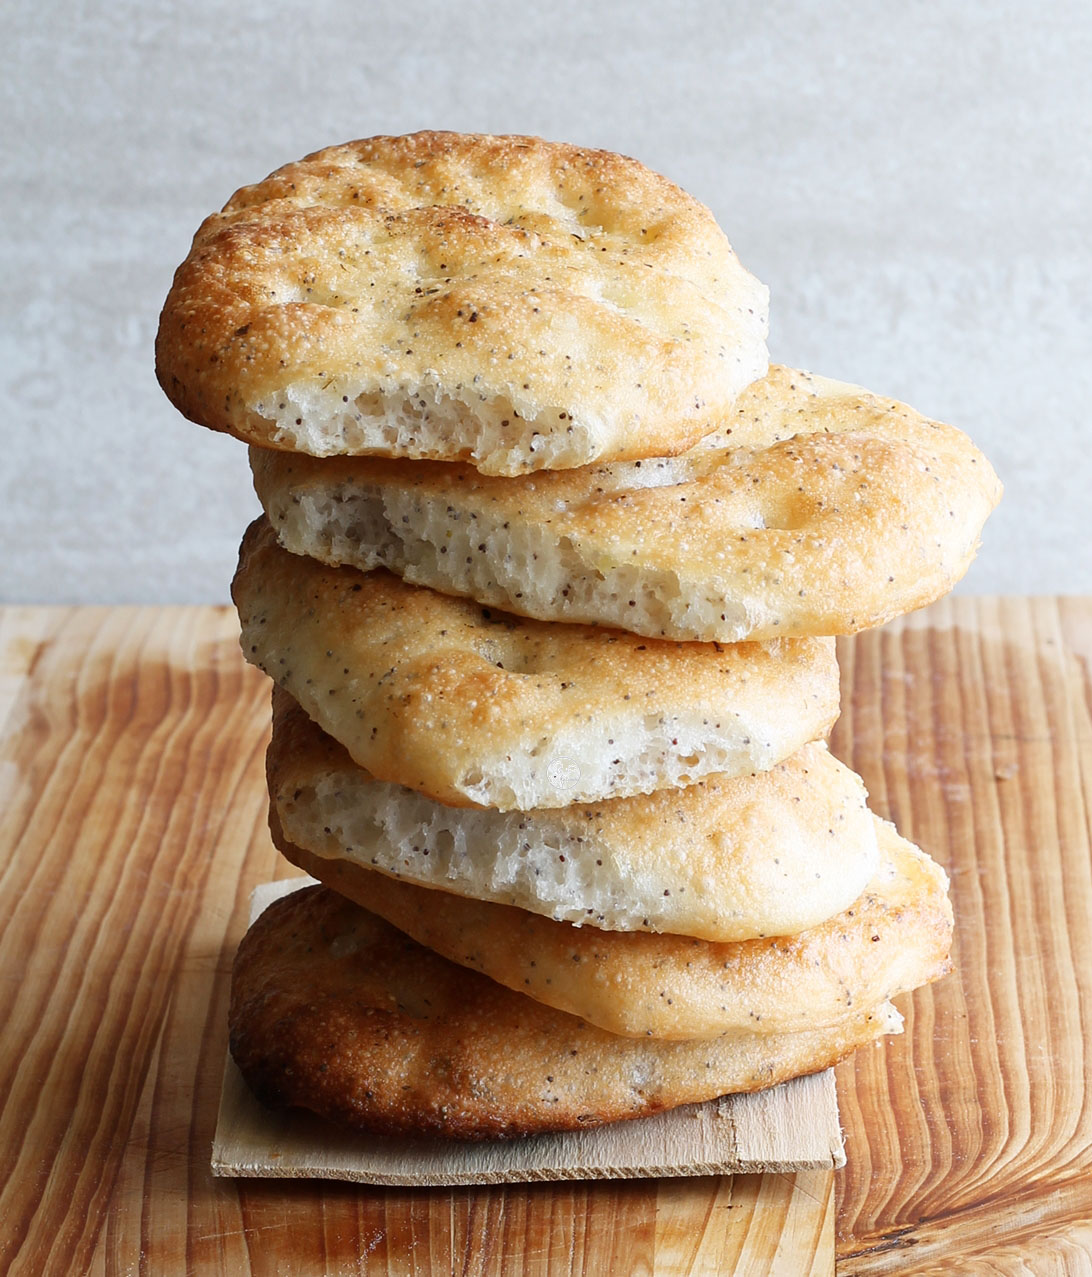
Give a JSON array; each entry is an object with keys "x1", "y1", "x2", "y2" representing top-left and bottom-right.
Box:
[{"x1": 4, "y1": 1, "x2": 1089, "y2": 602}]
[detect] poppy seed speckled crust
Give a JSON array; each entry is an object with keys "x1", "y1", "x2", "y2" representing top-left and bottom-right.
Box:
[
  {"x1": 276, "y1": 816, "x2": 951, "y2": 1042},
  {"x1": 231, "y1": 517, "x2": 841, "y2": 810},
  {"x1": 155, "y1": 131, "x2": 769, "y2": 476},
  {"x1": 266, "y1": 687, "x2": 880, "y2": 942},
  {"x1": 251, "y1": 365, "x2": 1002, "y2": 643},
  {"x1": 228, "y1": 885, "x2": 904, "y2": 1140}
]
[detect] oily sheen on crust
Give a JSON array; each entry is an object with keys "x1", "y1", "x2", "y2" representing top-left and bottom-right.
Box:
[
  {"x1": 266, "y1": 686, "x2": 879, "y2": 941},
  {"x1": 228, "y1": 885, "x2": 903, "y2": 1140},
  {"x1": 275, "y1": 816, "x2": 951, "y2": 1040},
  {"x1": 252, "y1": 365, "x2": 1002, "y2": 642},
  {"x1": 232, "y1": 517, "x2": 840, "y2": 810},
  {"x1": 156, "y1": 131, "x2": 769, "y2": 475}
]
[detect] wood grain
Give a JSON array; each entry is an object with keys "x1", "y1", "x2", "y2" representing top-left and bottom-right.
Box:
[
  {"x1": 832, "y1": 597, "x2": 1092, "y2": 1273},
  {"x1": 1, "y1": 598, "x2": 1089, "y2": 1273}
]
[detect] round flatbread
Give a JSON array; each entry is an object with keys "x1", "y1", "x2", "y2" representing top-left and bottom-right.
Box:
[
  {"x1": 233, "y1": 517, "x2": 840, "y2": 810},
  {"x1": 252, "y1": 365, "x2": 1001, "y2": 642},
  {"x1": 156, "y1": 131, "x2": 769, "y2": 476},
  {"x1": 276, "y1": 817, "x2": 951, "y2": 1040},
  {"x1": 266, "y1": 687, "x2": 879, "y2": 941},
  {"x1": 229, "y1": 884, "x2": 903, "y2": 1139}
]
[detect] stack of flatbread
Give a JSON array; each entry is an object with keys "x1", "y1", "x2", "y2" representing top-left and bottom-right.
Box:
[{"x1": 156, "y1": 132, "x2": 1000, "y2": 1140}]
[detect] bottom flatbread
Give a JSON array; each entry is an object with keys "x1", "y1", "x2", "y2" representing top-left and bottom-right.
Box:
[{"x1": 229, "y1": 885, "x2": 902, "y2": 1141}]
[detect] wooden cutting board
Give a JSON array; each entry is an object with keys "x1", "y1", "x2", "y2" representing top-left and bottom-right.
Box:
[{"x1": 0, "y1": 598, "x2": 1089, "y2": 1274}]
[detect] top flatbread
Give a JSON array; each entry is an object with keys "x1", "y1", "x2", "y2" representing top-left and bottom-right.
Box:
[
  {"x1": 156, "y1": 131, "x2": 769, "y2": 475},
  {"x1": 252, "y1": 366, "x2": 1002, "y2": 643}
]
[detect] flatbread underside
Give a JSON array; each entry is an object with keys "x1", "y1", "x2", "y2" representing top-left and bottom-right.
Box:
[
  {"x1": 252, "y1": 365, "x2": 1002, "y2": 642},
  {"x1": 275, "y1": 816, "x2": 951, "y2": 1040},
  {"x1": 266, "y1": 686, "x2": 879, "y2": 941}
]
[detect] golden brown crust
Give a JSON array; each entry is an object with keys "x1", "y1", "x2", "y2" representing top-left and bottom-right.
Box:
[
  {"x1": 275, "y1": 818, "x2": 951, "y2": 1040},
  {"x1": 266, "y1": 686, "x2": 880, "y2": 941},
  {"x1": 232, "y1": 517, "x2": 840, "y2": 810},
  {"x1": 228, "y1": 885, "x2": 903, "y2": 1140},
  {"x1": 156, "y1": 132, "x2": 769, "y2": 475},
  {"x1": 252, "y1": 365, "x2": 1002, "y2": 642}
]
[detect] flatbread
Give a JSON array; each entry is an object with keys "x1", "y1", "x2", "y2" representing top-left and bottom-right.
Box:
[
  {"x1": 252, "y1": 365, "x2": 1002, "y2": 642},
  {"x1": 233, "y1": 517, "x2": 840, "y2": 810},
  {"x1": 156, "y1": 131, "x2": 769, "y2": 476},
  {"x1": 266, "y1": 687, "x2": 879, "y2": 941},
  {"x1": 275, "y1": 817, "x2": 951, "y2": 1040},
  {"x1": 228, "y1": 884, "x2": 903, "y2": 1139}
]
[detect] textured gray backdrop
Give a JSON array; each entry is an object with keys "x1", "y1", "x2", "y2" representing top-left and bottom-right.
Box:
[{"x1": 3, "y1": 1, "x2": 1089, "y2": 602}]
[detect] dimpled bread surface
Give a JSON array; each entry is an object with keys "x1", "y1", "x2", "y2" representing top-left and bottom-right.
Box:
[
  {"x1": 232, "y1": 518, "x2": 840, "y2": 810},
  {"x1": 228, "y1": 884, "x2": 903, "y2": 1139},
  {"x1": 266, "y1": 687, "x2": 879, "y2": 941},
  {"x1": 156, "y1": 131, "x2": 770, "y2": 476},
  {"x1": 276, "y1": 817, "x2": 952, "y2": 1040},
  {"x1": 252, "y1": 365, "x2": 1002, "y2": 643}
]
